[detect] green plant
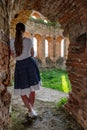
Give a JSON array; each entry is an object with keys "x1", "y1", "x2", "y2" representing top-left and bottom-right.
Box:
[
  {"x1": 57, "y1": 97, "x2": 67, "y2": 107},
  {"x1": 29, "y1": 16, "x2": 60, "y2": 28}
]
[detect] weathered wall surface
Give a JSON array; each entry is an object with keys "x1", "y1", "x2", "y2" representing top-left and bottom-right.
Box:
[
  {"x1": 62, "y1": 2, "x2": 87, "y2": 130},
  {"x1": 0, "y1": 1, "x2": 11, "y2": 129}
]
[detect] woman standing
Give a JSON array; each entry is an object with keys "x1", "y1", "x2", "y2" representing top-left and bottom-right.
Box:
[{"x1": 10, "y1": 22, "x2": 41, "y2": 118}]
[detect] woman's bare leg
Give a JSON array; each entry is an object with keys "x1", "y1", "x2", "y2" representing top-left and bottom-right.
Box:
[
  {"x1": 21, "y1": 95, "x2": 32, "y2": 112},
  {"x1": 29, "y1": 91, "x2": 35, "y2": 107}
]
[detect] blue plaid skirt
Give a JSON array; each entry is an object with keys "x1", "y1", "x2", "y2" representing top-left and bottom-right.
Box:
[{"x1": 14, "y1": 57, "x2": 41, "y2": 95}]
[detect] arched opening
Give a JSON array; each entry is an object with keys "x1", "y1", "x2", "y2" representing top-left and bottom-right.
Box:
[
  {"x1": 34, "y1": 34, "x2": 42, "y2": 60},
  {"x1": 33, "y1": 37, "x2": 37, "y2": 57},
  {"x1": 45, "y1": 39, "x2": 48, "y2": 57},
  {"x1": 6, "y1": 10, "x2": 72, "y2": 130},
  {"x1": 61, "y1": 39, "x2": 64, "y2": 57},
  {"x1": 31, "y1": 11, "x2": 42, "y2": 19},
  {"x1": 31, "y1": 15, "x2": 37, "y2": 19}
]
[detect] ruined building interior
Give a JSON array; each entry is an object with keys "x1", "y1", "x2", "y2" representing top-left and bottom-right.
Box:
[{"x1": 0, "y1": 0, "x2": 87, "y2": 130}]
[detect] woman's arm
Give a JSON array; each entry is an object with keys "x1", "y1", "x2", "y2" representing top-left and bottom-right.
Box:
[{"x1": 31, "y1": 47, "x2": 34, "y2": 57}]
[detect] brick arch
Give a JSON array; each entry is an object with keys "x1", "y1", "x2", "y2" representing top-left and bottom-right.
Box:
[
  {"x1": 20, "y1": 1, "x2": 87, "y2": 128},
  {"x1": 56, "y1": 36, "x2": 63, "y2": 43},
  {"x1": 34, "y1": 34, "x2": 42, "y2": 41},
  {"x1": 34, "y1": 34, "x2": 42, "y2": 59},
  {"x1": 46, "y1": 36, "x2": 52, "y2": 42},
  {"x1": 31, "y1": 12, "x2": 41, "y2": 19}
]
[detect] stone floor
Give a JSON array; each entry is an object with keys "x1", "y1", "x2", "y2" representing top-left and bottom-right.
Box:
[
  {"x1": 36, "y1": 87, "x2": 68, "y2": 102},
  {"x1": 9, "y1": 86, "x2": 68, "y2": 104},
  {"x1": 8, "y1": 87, "x2": 83, "y2": 130}
]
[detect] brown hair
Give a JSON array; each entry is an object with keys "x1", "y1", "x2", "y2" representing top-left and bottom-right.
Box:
[{"x1": 14, "y1": 22, "x2": 25, "y2": 57}]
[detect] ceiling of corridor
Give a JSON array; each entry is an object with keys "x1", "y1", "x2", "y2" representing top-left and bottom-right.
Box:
[{"x1": 11, "y1": 0, "x2": 87, "y2": 26}]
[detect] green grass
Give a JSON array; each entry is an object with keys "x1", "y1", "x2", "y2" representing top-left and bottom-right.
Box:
[
  {"x1": 40, "y1": 68, "x2": 71, "y2": 93},
  {"x1": 57, "y1": 97, "x2": 67, "y2": 107}
]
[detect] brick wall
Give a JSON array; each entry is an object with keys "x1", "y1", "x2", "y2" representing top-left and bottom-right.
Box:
[
  {"x1": 0, "y1": 42, "x2": 11, "y2": 130},
  {"x1": 0, "y1": 2, "x2": 11, "y2": 129},
  {"x1": 63, "y1": 3, "x2": 87, "y2": 129}
]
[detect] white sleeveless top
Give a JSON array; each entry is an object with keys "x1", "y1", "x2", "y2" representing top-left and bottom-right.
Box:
[{"x1": 10, "y1": 38, "x2": 33, "y2": 61}]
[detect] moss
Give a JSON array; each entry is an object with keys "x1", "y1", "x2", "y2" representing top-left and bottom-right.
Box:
[{"x1": 29, "y1": 16, "x2": 61, "y2": 28}]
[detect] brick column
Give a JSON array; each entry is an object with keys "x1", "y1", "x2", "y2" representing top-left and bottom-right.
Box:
[
  {"x1": 65, "y1": 26, "x2": 87, "y2": 130},
  {"x1": 55, "y1": 36, "x2": 63, "y2": 60},
  {"x1": 46, "y1": 37, "x2": 53, "y2": 61},
  {"x1": 52, "y1": 37, "x2": 56, "y2": 62},
  {"x1": 55, "y1": 38, "x2": 61, "y2": 60},
  {"x1": 64, "y1": 37, "x2": 70, "y2": 59},
  {"x1": 41, "y1": 35, "x2": 46, "y2": 67},
  {"x1": 36, "y1": 35, "x2": 42, "y2": 60}
]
